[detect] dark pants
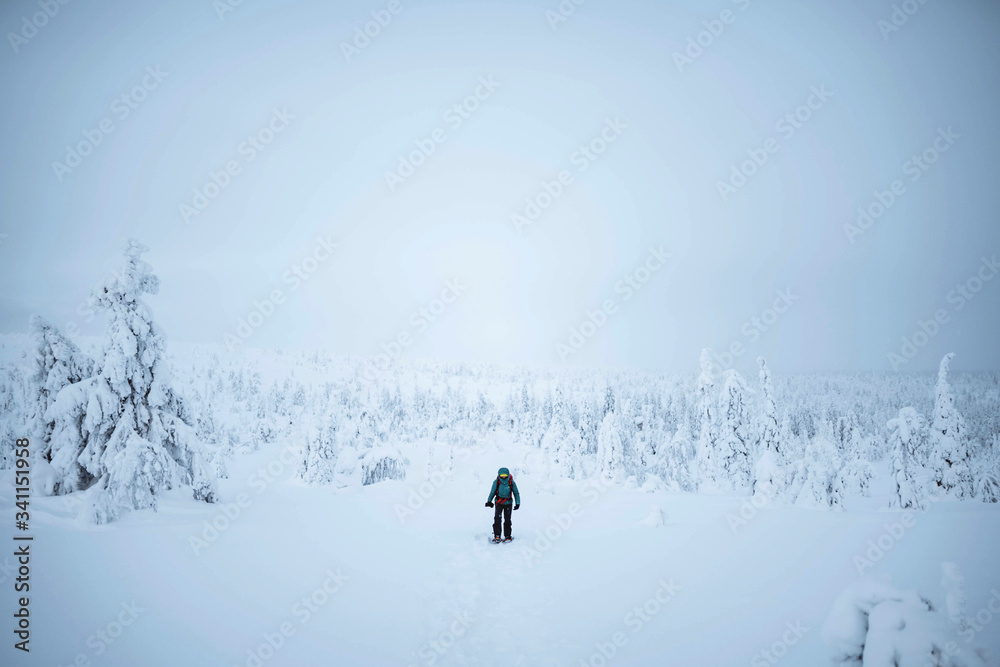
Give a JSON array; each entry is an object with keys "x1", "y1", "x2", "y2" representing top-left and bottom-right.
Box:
[{"x1": 493, "y1": 501, "x2": 512, "y2": 538}]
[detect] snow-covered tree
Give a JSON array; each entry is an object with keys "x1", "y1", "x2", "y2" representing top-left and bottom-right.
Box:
[
  {"x1": 930, "y1": 354, "x2": 973, "y2": 498},
  {"x1": 887, "y1": 407, "x2": 927, "y2": 511},
  {"x1": 577, "y1": 398, "x2": 599, "y2": 457},
  {"x1": 29, "y1": 316, "x2": 94, "y2": 494},
  {"x1": 51, "y1": 240, "x2": 217, "y2": 523},
  {"x1": 633, "y1": 403, "x2": 658, "y2": 474},
  {"x1": 973, "y1": 434, "x2": 1000, "y2": 503},
  {"x1": 695, "y1": 349, "x2": 719, "y2": 490},
  {"x1": 30, "y1": 315, "x2": 93, "y2": 443},
  {"x1": 663, "y1": 415, "x2": 696, "y2": 492},
  {"x1": 752, "y1": 357, "x2": 784, "y2": 499},
  {"x1": 596, "y1": 409, "x2": 624, "y2": 482},
  {"x1": 755, "y1": 357, "x2": 780, "y2": 454},
  {"x1": 718, "y1": 370, "x2": 753, "y2": 492},
  {"x1": 837, "y1": 428, "x2": 876, "y2": 500},
  {"x1": 300, "y1": 408, "x2": 339, "y2": 486},
  {"x1": 795, "y1": 435, "x2": 844, "y2": 509},
  {"x1": 541, "y1": 385, "x2": 581, "y2": 479}
]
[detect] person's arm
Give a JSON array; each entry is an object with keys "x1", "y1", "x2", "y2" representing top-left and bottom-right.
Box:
[
  {"x1": 512, "y1": 479, "x2": 520, "y2": 506},
  {"x1": 486, "y1": 480, "x2": 497, "y2": 504}
]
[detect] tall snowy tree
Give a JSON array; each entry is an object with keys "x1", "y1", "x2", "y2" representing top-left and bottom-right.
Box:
[
  {"x1": 300, "y1": 406, "x2": 339, "y2": 486},
  {"x1": 752, "y1": 357, "x2": 784, "y2": 499},
  {"x1": 602, "y1": 385, "x2": 615, "y2": 419},
  {"x1": 837, "y1": 421, "x2": 876, "y2": 500},
  {"x1": 596, "y1": 409, "x2": 624, "y2": 483},
  {"x1": 718, "y1": 370, "x2": 753, "y2": 493},
  {"x1": 29, "y1": 316, "x2": 94, "y2": 494},
  {"x1": 51, "y1": 240, "x2": 217, "y2": 523},
  {"x1": 930, "y1": 354, "x2": 973, "y2": 498},
  {"x1": 634, "y1": 403, "x2": 655, "y2": 470},
  {"x1": 695, "y1": 349, "x2": 719, "y2": 490},
  {"x1": 794, "y1": 434, "x2": 844, "y2": 509},
  {"x1": 973, "y1": 435, "x2": 1000, "y2": 503},
  {"x1": 664, "y1": 415, "x2": 696, "y2": 492},
  {"x1": 541, "y1": 384, "x2": 581, "y2": 479},
  {"x1": 887, "y1": 407, "x2": 927, "y2": 510},
  {"x1": 577, "y1": 398, "x2": 599, "y2": 457}
]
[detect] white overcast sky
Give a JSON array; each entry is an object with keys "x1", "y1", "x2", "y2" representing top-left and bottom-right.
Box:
[{"x1": 1, "y1": 0, "x2": 998, "y2": 374}]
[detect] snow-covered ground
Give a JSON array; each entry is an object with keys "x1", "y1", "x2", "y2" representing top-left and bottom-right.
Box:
[{"x1": 4, "y1": 434, "x2": 998, "y2": 666}]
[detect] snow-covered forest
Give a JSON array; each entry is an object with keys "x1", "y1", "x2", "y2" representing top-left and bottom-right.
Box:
[
  {"x1": 3, "y1": 246, "x2": 998, "y2": 520},
  {"x1": 3, "y1": 243, "x2": 1000, "y2": 520}
]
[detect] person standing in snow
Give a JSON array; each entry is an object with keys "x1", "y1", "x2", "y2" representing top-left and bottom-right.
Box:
[{"x1": 485, "y1": 467, "x2": 520, "y2": 542}]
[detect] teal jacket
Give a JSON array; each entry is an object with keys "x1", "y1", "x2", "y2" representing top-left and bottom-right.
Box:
[{"x1": 486, "y1": 467, "x2": 520, "y2": 505}]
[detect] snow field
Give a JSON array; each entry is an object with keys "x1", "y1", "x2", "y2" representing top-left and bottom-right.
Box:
[{"x1": 4, "y1": 433, "x2": 998, "y2": 666}]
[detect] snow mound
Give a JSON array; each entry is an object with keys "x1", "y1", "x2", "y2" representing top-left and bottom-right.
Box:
[
  {"x1": 822, "y1": 575, "x2": 994, "y2": 667},
  {"x1": 639, "y1": 504, "x2": 666, "y2": 527}
]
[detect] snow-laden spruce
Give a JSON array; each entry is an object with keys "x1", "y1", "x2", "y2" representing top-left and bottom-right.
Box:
[
  {"x1": 752, "y1": 357, "x2": 784, "y2": 500},
  {"x1": 30, "y1": 315, "x2": 94, "y2": 494},
  {"x1": 540, "y1": 384, "x2": 582, "y2": 481},
  {"x1": 44, "y1": 240, "x2": 217, "y2": 523},
  {"x1": 975, "y1": 436, "x2": 1000, "y2": 503},
  {"x1": 887, "y1": 407, "x2": 927, "y2": 511},
  {"x1": 795, "y1": 428, "x2": 844, "y2": 509},
  {"x1": 931, "y1": 353, "x2": 973, "y2": 499},
  {"x1": 695, "y1": 348, "x2": 719, "y2": 491},
  {"x1": 596, "y1": 407, "x2": 624, "y2": 483},
  {"x1": 718, "y1": 369, "x2": 754, "y2": 493}
]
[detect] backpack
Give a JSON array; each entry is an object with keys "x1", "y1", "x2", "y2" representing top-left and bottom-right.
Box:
[{"x1": 496, "y1": 475, "x2": 514, "y2": 504}]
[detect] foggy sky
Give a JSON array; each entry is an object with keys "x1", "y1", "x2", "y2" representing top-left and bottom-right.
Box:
[{"x1": 1, "y1": 0, "x2": 998, "y2": 375}]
